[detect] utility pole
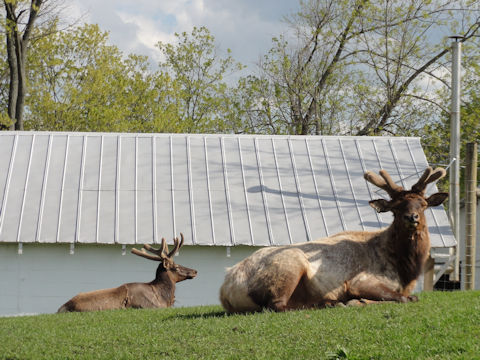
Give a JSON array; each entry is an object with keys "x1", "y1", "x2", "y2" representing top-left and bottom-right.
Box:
[{"x1": 449, "y1": 36, "x2": 462, "y2": 281}]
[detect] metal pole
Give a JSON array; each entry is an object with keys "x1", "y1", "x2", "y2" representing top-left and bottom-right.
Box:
[
  {"x1": 449, "y1": 37, "x2": 462, "y2": 281},
  {"x1": 464, "y1": 143, "x2": 477, "y2": 289}
]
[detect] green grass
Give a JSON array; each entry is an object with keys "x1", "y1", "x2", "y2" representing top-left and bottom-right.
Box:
[{"x1": 1, "y1": 291, "x2": 479, "y2": 360}]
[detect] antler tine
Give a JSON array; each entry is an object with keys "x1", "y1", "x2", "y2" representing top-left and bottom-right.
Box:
[
  {"x1": 132, "y1": 237, "x2": 170, "y2": 261},
  {"x1": 143, "y1": 242, "x2": 164, "y2": 257},
  {"x1": 379, "y1": 170, "x2": 403, "y2": 193},
  {"x1": 364, "y1": 171, "x2": 387, "y2": 188},
  {"x1": 428, "y1": 167, "x2": 447, "y2": 183},
  {"x1": 411, "y1": 167, "x2": 446, "y2": 194},
  {"x1": 131, "y1": 247, "x2": 163, "y2": 261},
  {"x1": 411, "y1": 167, "x2": 432, "y2": 193},
  {"x1": 167, "y1": 233, "x2": 184, "y2": 258},
  {"x1": 179, "y1": 232, "x2": 184, "y2": 247},
  {"x1": 160, "y1": 237, "x2": 169, "y2": 257},
  {"x1": 364, "y1": 170, "x2": 402, "y2": 197}
]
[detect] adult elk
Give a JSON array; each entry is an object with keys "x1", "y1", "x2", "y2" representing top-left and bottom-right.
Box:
[
  {"x1": 58, "y1": 234, "x2": 197, "y2": 312},
  {"x1": 220, "y1": 167, "x2": 448, "y2": 313}
]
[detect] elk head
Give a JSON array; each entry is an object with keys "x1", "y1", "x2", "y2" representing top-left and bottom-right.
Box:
[
  {"x1": 131, "y1": 233, "x2": 198, "y2": 283},
  {"x1": 364, "y1": 167, "x2": 448, "y2": 230}
]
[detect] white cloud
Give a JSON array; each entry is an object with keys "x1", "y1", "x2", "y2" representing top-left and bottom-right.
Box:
[
  {"x1": 115, "y1": 12, "x2": 172, "y2": 62},
  {"x1": 66, "y1": 0, "x2": 298, "y2": 71}
]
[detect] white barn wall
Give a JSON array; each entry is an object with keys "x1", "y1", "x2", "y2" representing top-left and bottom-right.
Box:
[{"x1": 0, "y1": 244, "x2": 258, "y2": 316}]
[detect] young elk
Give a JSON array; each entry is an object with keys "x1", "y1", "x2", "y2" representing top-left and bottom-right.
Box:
[
  {"x1": 220, "y1": 167, "x2": 448, "y2": 313},
  {"x1": 58, "y1": 234, "x2": 197, "y2": 312}
]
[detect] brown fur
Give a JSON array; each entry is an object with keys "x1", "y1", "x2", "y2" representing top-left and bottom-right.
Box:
[
  {"x1": 58, "y1": 235, "x2": 197, "y2": 313},
  {"x1": 219, "y1": 168, "x2": 448, "y2": 313}
]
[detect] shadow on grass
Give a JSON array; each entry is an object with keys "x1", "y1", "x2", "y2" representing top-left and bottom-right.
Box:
[
  {"x1": 169, "y1": 310, "x2": 229, "y2": 320},
  {"x1": 165, "y1": 307, "x2": 279, "y2": 320},
  {"x1": 171, "y1": 307, "x2": 297, "y2": 320}
]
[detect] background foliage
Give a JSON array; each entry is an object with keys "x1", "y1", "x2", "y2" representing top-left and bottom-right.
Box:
[{"x1": 0, "y1": 0, "x2": 479, "y2": 169}]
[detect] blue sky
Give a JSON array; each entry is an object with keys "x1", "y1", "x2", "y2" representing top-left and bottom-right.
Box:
[{"x1": 69, "y1": 0, "x2": 299, "y2": 70}]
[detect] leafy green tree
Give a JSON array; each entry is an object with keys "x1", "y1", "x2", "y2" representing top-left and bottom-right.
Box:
[
  {"x1": 156, "y1": 26, "x2": 244, "y2": 133},
  {"x1": 7, "y1": 23, "x2": 244, "y2": 134},
  {"x1": 410, "y1": 42, "x2": 480, "y2": 193},
  {"x1": 237, "y1": 0, "x2": 480, "y2": 136},
  {"x1": 24, "y1": 23, "x2": 180, "y2": 132},
  {"x1": 411, "y1": 48, "x2": 480, "y2": 172}
]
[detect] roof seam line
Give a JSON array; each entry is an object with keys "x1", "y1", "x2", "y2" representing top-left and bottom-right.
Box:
[
  {"x1": 36, "y1": 134, "x2": 53, "y2": 243},
  {"x1": 272, "y1": 138, "x2": 293, "y2": 244},
  {"x1": 254, "y1": 138, "x2": 274, "y2": 246},
  {"x1": 288, "y1": 138, "x2": 311, "y2": 241}
]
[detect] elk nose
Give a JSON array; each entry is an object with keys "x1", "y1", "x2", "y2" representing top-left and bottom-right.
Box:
[{"x1": 404, "y1": 213, "x2": 419, "y2": 223}]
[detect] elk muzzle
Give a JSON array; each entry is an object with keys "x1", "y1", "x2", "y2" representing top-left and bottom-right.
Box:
[
  {"x1": 177, "y1": 265, "x2": 198, "y2": 281},
  {"x1": 403, "y1": 213, "x2": 420, "y2": 227}
]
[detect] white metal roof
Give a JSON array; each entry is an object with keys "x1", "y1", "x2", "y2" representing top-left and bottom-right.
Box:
[{"x1": 0, "y1": 132, "x2": 455, "y2": 247}]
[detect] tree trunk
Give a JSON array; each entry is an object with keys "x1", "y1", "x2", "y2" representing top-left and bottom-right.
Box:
[
  {"x1": 303, "y1": 0, "x2": 367, "y2": 135},
  {"x1": 3, "y1": 0, "x2": 43, "y2": 131},
  {"x1": 15, "y1": 39, "x2": 28, "y2": 130},
  {"x1": 4, "y1": 3, "x2": 18, "y2": 130}
]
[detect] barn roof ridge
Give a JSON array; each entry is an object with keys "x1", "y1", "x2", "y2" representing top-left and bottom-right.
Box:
[{"x1": 3, "y1": 130, "x2": 421, "y2": 140}]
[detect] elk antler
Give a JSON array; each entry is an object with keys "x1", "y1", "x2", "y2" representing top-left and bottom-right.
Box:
[
  {"x1": 411, "y1": 167, "x2": 446, "y2": 194},
  {"x1": 167, "y1": 233, "x2": 184, "y2": 258},
  {"x1": 131, "y1": 234, "x2": 185, "y2": 261},
  {"x1": 364, "y1": 169, "x2": 403, "y2": 197},
  {"x1": 131, "y1": 247, "x2": 163, "y2": 261},
  {"x1": 143, "y1": 238, "x2": 167, "y2": 257},
  {"x1": 131, "y1": 237, "x2": 168, "y2": 261}
]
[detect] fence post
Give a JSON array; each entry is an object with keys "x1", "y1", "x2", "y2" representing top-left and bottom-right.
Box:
[
  {"x1": 423, "y1": 255, "x2": 435, "y2": 291},
  {"x1": 464, "y1": 142, "x2": 477, "y2": 290}
]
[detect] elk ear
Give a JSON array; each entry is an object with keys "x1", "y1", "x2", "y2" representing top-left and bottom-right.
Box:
[
  {"x1": 162, "y1": 258, "x2": 172, "y2": 270},
  {"x1": 426, "y1": 192, "x2": 448, "y2": 207},
  {"x1": 369, "y1": 199, "x2": 391, "y2": 213}
]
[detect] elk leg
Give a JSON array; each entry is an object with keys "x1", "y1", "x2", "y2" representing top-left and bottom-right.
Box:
[
  {"x1": 247, "y1": 265, "x2": 306, "y2": 312},
  {"x1": 268, "y1": 270, "x2": 307, "y2": 312},
  {"x1": 346, "y1": 279, "x2": 411, "y2": 303},
  {"x1": 248, "y1": 248, "x2": 311, "y2": 312}
]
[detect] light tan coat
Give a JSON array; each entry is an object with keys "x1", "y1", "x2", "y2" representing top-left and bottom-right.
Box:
[{"x1": 220, "y1": 168, "x2": 448, "y2": 312}]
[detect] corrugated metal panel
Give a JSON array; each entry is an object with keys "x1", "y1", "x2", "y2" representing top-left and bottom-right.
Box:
[{"x1": 0, "y1": 132, "x2": 456, "y2": 248}]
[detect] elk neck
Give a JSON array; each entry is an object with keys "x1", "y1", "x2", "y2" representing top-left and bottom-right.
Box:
[
  {"x1": 386, "y1": 217, "x2": 431, "y2": 287},
  {"x1": 149, "y1": 268, "x2": 176, "y2": 305}
]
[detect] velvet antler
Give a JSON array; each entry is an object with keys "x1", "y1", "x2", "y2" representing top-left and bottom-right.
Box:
[
  {"x1": 167, "y1": 233, "x2": 184, "y2": 257},
  {"x1": 411, "y1": 167, "x2": 446, "y2": 194},
  {"x1": 131, "y1": 234, "x2": 185, "y2": 261},
  {"x1": 131, "y1": 238, "x2": 167, "y2": 261},
  {"x1": 364, "y1": 169, "x2": 403, "y2": 197}
]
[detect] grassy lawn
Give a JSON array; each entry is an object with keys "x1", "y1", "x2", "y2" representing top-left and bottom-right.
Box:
[{"x1": 0, "y1": 291, "x2": 479, "y2": 360}]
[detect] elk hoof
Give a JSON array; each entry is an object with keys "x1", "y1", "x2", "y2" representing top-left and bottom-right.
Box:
[
  {"x1": 346, "y1": 299, "x2": 364, "y2": 307},
  {"x1": 407, "y1": 295, "x2": 419, "y2": 302},
  {"x1": 269, "y1": 299, "x2": 288, "y2": 312}
]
